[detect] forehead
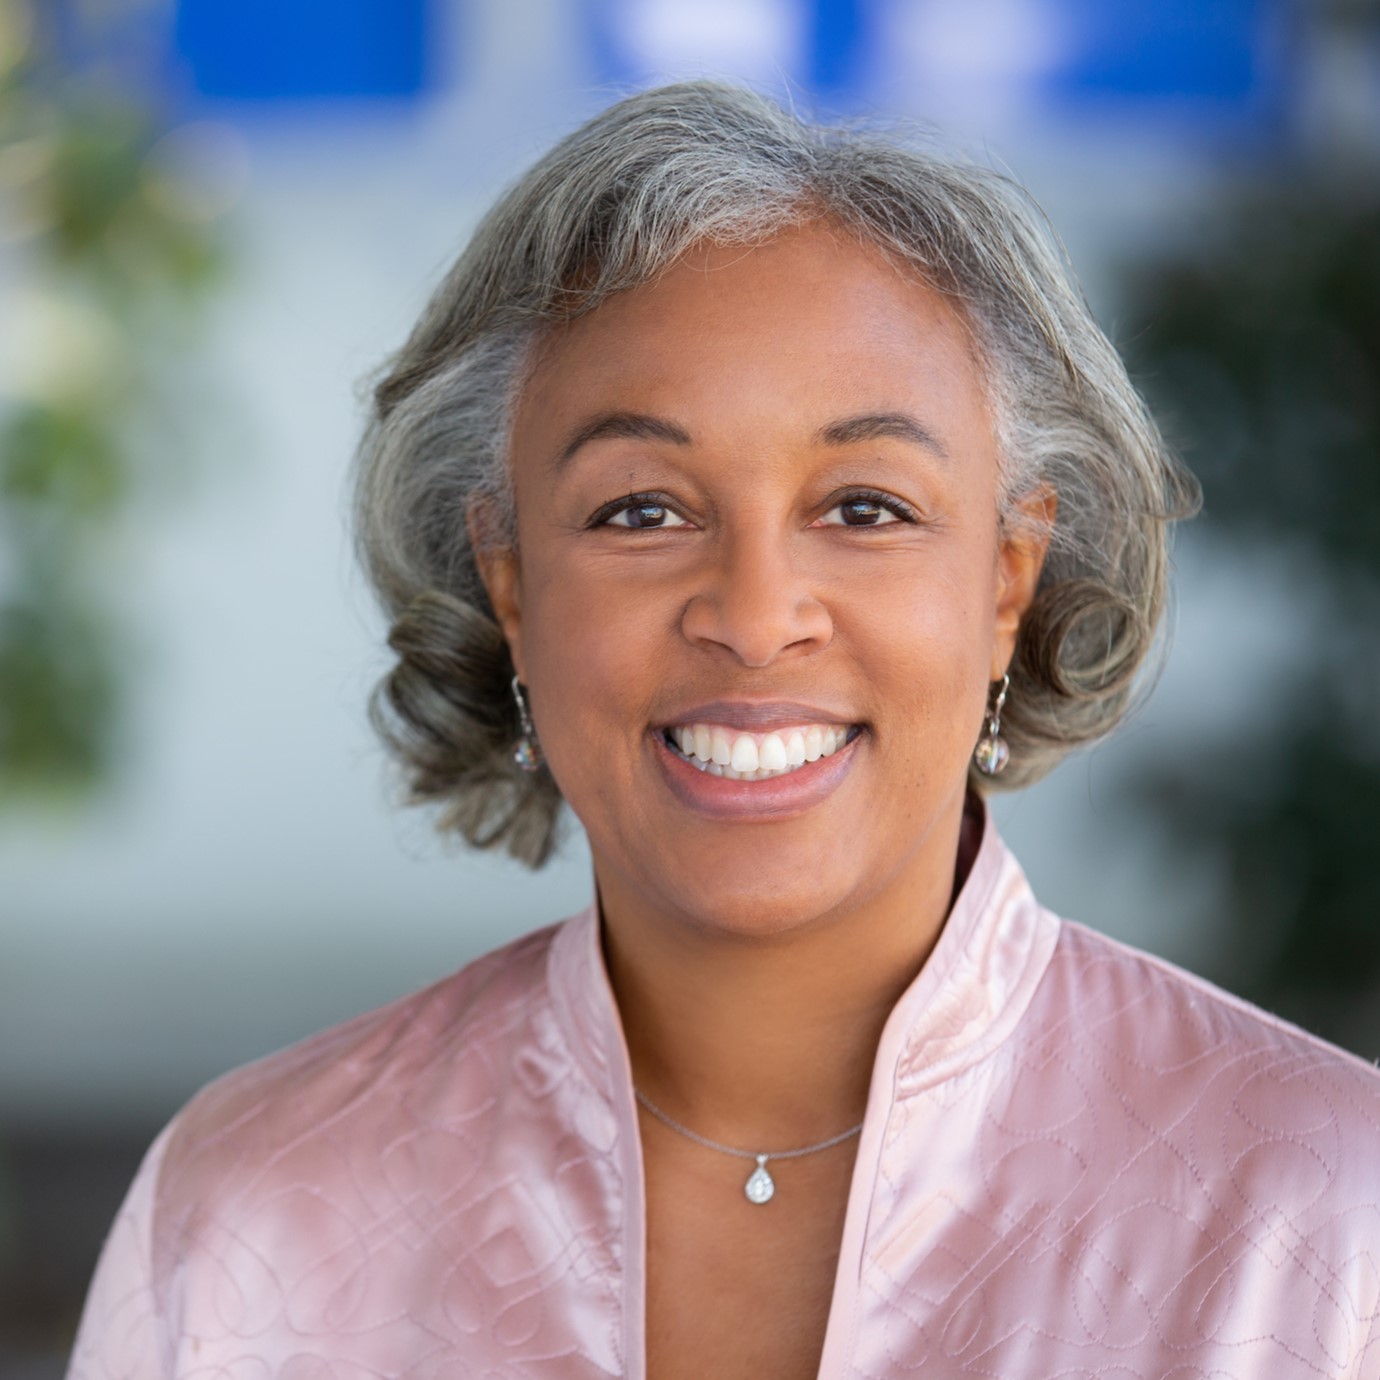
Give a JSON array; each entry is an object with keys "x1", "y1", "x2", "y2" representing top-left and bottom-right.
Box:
[{"x1": 512, "y1": 221, "x2": 996, "y2": 467}]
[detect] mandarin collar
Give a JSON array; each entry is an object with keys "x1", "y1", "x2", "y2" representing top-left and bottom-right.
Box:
[{"x1": 548, "y1": 802, "x2": 1059, "y2": 1110}]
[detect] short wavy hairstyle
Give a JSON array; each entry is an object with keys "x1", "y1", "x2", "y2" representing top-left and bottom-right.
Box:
[{"x1": 354, "y1": 80, "x2": 1199, "y2": 868}]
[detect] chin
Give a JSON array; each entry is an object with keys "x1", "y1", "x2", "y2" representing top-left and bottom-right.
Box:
[{"x1": 656, "y1": 861, "x2": 863, "y2": 941}]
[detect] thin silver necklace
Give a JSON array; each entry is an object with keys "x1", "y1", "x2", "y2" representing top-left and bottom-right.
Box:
[{"x1": 634, "y1": 1087, "x2": 864, "y2": 1205}]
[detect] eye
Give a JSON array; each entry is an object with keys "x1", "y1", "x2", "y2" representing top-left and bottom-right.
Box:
[
  {"x1": 817, "y1": 490, "x2": 915, "y2": 527},
  {"x1": 595, "y1": 494, "x2": 690, "y2": 529}
]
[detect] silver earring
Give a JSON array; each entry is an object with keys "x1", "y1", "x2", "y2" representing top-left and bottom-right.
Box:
[
  {"x1": 974, "y1": 673, "x2": 1010, "y2": 776},
  {"x1": 511, "y1": 674, "x2": 541, "y2": 772}
]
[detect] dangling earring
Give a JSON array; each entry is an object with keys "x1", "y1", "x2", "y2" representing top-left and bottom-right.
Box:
[
  {"x1": 974, "y1": 673, "x2": 1010, "y2": 776},
  {"x1": 511, "y1": 674, "x2": 542, "y2": 772}
]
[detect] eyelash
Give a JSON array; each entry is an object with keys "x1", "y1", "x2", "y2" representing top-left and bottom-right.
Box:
[
  {"x1": 587, "y1": 488, "x2": 920, "y2": 529},
  {"x1": 824, "y1": 487, "x2": 919, "y2": 526},
  {"x1": 587, "y1": 492, "x2": 685, "y2": 529}
]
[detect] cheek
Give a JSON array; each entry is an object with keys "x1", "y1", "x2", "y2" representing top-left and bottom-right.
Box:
[
  {"x1": 834, "y1": 554, "x2": 997, "y2": 802},
  {"x1": 848, "y1": 552, "x2": 995, "y2": 685},
  {"x1": 519, "y1": 556, "x2": 667, "y2": 772}
]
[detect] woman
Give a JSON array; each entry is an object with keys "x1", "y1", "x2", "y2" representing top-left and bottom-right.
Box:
[{"x1": 69, "y1": 82, "x2": 1380, "y2": 1379}]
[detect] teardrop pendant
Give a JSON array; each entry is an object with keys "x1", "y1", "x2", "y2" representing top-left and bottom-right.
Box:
[
  {"x1": 974, "y1": 733, "x2": 1009, "y2": 776},
  {"x1": 744, "y1": 1154, "x2": 775, "y2": 1205}
]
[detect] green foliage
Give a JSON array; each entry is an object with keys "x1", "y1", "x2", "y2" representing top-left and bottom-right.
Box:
[
  {"x1": 1132, "y1": 195, "x2": 1380, "y2": 576},
  {"x1": 1122, "y1": 179, "x2": 1380, "y2": 1053},
  {"x1": 0, "y1": 0, "x2": 227, "y2": 803}
]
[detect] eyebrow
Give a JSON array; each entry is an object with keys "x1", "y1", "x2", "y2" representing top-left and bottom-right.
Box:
[
  {"x1": 815, "y1": 412, "x2": 949, "y2": 459},
  {"x1": 553, "y1": 412, "x2": 692, "y2": 474},
  {"x1": 550, "y1": 408, "x2": 948, "y2": 476}
]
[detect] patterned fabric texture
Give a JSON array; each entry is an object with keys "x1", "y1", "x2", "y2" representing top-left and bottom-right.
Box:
[{"x1": 68, "y1": 818, "x2": 1380, "y2": 1378}]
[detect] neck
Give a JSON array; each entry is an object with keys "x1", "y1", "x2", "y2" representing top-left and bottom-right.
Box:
[{"x1": 597, "y1": 798, "x2": 982, "y2": 1149}]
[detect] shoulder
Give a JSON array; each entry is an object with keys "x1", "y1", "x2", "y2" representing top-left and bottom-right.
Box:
[
  {"x1": 176, "y1": 918, "x2": 561, "y2": 1130},
  {"x1": 1046, "y1": 916, "x2": 1380, "y2": 1086},
  {"x1": 149, "y1": 920, "x2": 568, "y2": 1260},
  {"x1": 1029, "y1": 915, "x2": 1380, "y2": 1203}
]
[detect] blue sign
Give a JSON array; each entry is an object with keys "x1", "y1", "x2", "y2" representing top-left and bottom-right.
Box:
[
  {"x1": 1052, "y1": 0, "x2": 1266, "y2": 106},
  {"x1": 174, "y1": 0, "x2": 432, "y2": 101}
]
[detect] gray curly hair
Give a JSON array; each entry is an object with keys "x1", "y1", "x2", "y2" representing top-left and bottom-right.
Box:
[{"x1": 353, "y1": 80, "x2": 1198, "y2": 868}]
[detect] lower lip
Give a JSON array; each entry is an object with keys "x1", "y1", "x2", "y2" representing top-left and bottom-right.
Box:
[{"x1": 652, "y1": 729, "x2": 863, "y2": 820}]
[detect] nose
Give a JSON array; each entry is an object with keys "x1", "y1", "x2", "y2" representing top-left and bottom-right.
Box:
[{"x1": 679, "y1": 526, "x2": 833, "y2": 666}]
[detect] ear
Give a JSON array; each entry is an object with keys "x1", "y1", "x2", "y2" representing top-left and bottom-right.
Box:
[
  {"x1": 467, "y1": 497, "x2": 525, "y2": 680},
  {"x1": 992, "y1": 486, "x2": 1056, "y2": 681}
]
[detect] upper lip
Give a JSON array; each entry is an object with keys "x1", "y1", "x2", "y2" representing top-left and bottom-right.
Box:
[{"x1": 655, "y1": 700, "x2": 861, "y2": 731}]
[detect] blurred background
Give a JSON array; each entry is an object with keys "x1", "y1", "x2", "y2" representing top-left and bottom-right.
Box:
[{"x1": 1, "y1": 0, "x2": 1377, "y2": 1370}]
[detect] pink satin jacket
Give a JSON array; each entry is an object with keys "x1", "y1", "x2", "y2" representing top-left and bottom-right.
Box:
[{"x1": 69, "y1": 820, "x2": 1380, "y2": 1378}]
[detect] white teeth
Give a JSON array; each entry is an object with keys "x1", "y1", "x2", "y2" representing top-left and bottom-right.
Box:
[
  {"x1": 730, "y1": 735, "x2": 759, "y2": 772},
  {"x1": 759, "y1": 733, "x2": 788, "y2": 771},
  {"x1": 693, "y1": 724, "x2": 711, "y2": 761},
  {"x1": 667, "y1": 720, "x2": 857, "y2": 780}
]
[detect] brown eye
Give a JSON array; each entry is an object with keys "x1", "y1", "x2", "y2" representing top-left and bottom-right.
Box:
[
  {"x1": 844, "y1": 499, "x2": 883, "y2": 525},
  {"x1": 605, "y1": 502, "x2": 688, "y2": 529},
  {"x1": 819, "y1": 496, "x2": 904, "y2": 527}
]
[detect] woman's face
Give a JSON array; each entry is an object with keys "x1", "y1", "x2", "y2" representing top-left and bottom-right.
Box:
[{"x1": 479, "y1": 222, "x2": 1047, "y2": 938}]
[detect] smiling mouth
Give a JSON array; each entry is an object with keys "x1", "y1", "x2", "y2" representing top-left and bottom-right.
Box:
[{"x1": 660, "y1": 723, "x2": 864, "y2": 781}]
